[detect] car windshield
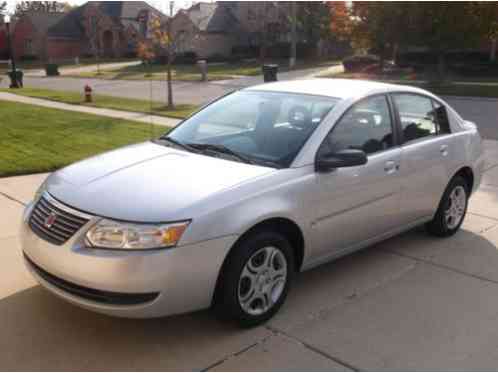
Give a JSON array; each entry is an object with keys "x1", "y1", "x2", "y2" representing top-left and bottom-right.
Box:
[{"x1": 161, "y1": 91, "x2": 339, "y2": 168}]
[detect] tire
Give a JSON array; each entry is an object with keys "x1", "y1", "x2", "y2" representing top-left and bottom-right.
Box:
[
  {"x1": 214, "y1": 230, "x2": 295, "y2": 328},
  {"x1": 426, "y1": 176, "x2": 469, "y2": 237}
]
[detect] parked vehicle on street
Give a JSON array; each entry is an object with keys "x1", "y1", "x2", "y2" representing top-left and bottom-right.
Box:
[{"x1": 21, "y1": 79, "x2": 484, "y2": 326}]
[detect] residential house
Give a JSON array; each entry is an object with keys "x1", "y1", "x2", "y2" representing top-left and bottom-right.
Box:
[
  {"x1": 0, "y1": 16, "x2": 8, "y2": 60},
  {"x1": 171, "y1": 2, "x2": 293, "y2": 59},
  {"x1": 46, "y1": 1, "x2": 167, "y2": 60},
  {"x1": 11, "y1": 11, "x2": 65, "y2": 60}
]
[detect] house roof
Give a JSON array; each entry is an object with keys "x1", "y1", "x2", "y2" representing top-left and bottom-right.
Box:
[
  {"x1": 18, "y1": 11, "x2": 65, "y2": 34},
  {"x1": 181, "y1": 2, "x2": 238, "y2": 33},
  {"x1": 48, "y1": 1, "x2": 167, "y2": 39}
]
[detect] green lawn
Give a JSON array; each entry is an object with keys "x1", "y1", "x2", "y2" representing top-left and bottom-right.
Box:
[
  {"x1": 0, "y1": 100, "x2": 169, "y2": 177},
  {"x1": 71, "y1": 59, "x2": 342, "y2": 81},
  {"x1": 0, "y1": 87, "x2": 198, "y2": 119},
  {"x1": 73, "y1": 61, "x2": 262, "y2": 81},
  {"x1": 323, "y1": 72, "x2": 498, "y2": 98}
]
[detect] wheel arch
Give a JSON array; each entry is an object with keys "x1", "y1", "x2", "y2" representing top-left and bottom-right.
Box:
[
  {"x1": 452, "y1": 166, "x2": 474, "y2": 194},
  {"x1": 211, "y1": 216, "x2": 305, "y2": 306}
]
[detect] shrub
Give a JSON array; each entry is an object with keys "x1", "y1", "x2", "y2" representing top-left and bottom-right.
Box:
[
  {"x1": 343, "y1": 54, "x2": 380, "y2": 72},
  {"x1": 20, "y1": 54, "x2": 38, "y2": 61},
  {"x1": 174, "y1": 51, "x2": 198, "y2": 65},
  {"x1": 206, "y1": 53, "x2": 228, "y2": 63}
]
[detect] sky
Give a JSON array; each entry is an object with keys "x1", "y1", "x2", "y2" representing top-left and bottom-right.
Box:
[{"x1": 4, "y1": 0, "x2": 197, "y2": 15}]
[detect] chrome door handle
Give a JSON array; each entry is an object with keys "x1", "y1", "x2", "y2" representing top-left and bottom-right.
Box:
[
  {"x1": 384, "y1": 161, "x2": 398, "y2": 174},
  {"x1": 440, "y1": 145, "x2": 448, "y2": 156}
]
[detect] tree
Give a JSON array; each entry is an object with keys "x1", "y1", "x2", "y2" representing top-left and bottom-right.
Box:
[
  {"x1": 349, "y1": 2, "x2": 417, "y2": 69},
  {"x1": 148, "y1": 3, "x2": 177, "y2": 109},
  {"x1": 297, "y1": 2, "x2": 333, "y2": 45},
  {"x1": 15, "y1": 1, "x2": 68, "y2": 15},
  {"x1": 328, "y1": 1, "x2": 353, "y2": 41},
  {"x1": 409, "y1": 2, "x2": 491, "y2": 77}
]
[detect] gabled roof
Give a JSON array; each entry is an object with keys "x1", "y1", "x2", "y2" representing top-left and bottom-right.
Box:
[
  {"x1": 18, "y1": 11, "x2": 65, "y2": 34},
  {"x1": 48, "y1": 1, "x2": 167, "y2": 39},
  {"x1": 181, "y1": 2, "x2": 238, "y2": 33}
]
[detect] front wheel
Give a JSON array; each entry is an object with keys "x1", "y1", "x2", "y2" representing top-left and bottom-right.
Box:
[
  {"x1": 214, "y1": 231, "x2": 295, "y2": 327},
  {"x1": 426, "y1": 176, "x2": 469, "y2": 237}
]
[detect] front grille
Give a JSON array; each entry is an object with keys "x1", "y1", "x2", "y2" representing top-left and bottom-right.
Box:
[
  {"x1": 25, "y1": 254, "x2": 159, "y2": 305},
  {"x1": 29, "y1": 195, "x2": 90, "y2": 245}
]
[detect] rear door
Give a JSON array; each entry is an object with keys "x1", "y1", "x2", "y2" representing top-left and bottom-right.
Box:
[{"x1": 391, "y1": 93, "x2": 453, "y2": 224}]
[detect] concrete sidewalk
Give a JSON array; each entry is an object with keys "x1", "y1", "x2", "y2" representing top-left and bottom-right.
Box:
[
  {"x1": 1, "y1": 141, "x2": 498, "y2": 370},
  {"x1": 0, "y1": 92, "x2": 180, "y2": 127}
]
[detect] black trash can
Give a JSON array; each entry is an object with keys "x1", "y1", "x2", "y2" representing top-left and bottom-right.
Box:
[
  {"x1": 262, "y1": 64, "x2": 278, "y2": 82},
  {"x1": 8, "y1": 70, "x2": 23, "y2": 88}
]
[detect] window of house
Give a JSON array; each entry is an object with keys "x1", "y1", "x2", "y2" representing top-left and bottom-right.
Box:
[
  {"x1": 321, "y1": 95, "x2": 394, "y2": 156},
  {"x1": 24, "y1": 39, "x2": 33, "y2": 55},
  {"x1": 90, "y1": 16, "x2": 97, "y2": 34},
  {"x1": 392, "y1": 94, "x2": 437, "y2": 143},
  {"x1": 247, "y1": 9, "x2": 256, "y2": 21}
]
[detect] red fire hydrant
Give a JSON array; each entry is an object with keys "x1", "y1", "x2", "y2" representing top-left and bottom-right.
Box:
[{"x1": 84, "y1": 84, "x2": 92, "y2": 103}]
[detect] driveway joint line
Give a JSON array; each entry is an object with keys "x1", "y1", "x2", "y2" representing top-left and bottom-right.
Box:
[
  {"x1": 265, "y1": 325, "x2": 360, "y2": 371},
  {"x1": 200, "y1": 332, "x2": 274, "y2": 371},
  {"x1": 383, "y1": 248, "x2": 498, "y2": 287},
  {"x1": 0, "y1": 191, "x2": 26, "y2": 206},
  {"x1": 468, "y1": 211, "x2": 498, "y2": 223}
]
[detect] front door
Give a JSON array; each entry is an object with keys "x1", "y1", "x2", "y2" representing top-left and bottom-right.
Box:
[{"x1": 308, "y1": 94, "x2": 402, "y2": 262}]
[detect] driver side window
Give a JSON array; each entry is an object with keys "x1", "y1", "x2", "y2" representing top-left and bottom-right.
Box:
[{"x1": 322, "y1": 95, "x2": 394, "y2": 156}]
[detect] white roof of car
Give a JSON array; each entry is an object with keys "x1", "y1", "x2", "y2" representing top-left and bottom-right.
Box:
[{"x1": 246, "y1": 79, "x2": 426, "y2": 100}]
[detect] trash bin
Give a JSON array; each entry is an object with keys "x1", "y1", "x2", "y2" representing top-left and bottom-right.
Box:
[
  {"x1": 45, "y1": 64, "x2": 60, "y2": 77},
  {"x1": 8, "y1": 70, "x2": 23, "y2": 88},
  {"x1": 262, "y1": 64, "x2": 278, "y2": 82},
  {"x1": 197, "y1": 59, "x2": 208, "y2": 82}
]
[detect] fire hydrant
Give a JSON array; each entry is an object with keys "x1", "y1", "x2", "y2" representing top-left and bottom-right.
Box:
[{"x1": 84, "y1": 84, "x2": 92, "y2": 103}]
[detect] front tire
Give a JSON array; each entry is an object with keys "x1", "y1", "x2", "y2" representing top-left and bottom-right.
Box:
[
  {"x1": 214, "y1": 230, "x2": 295, "y2": 327},
  {"x1": 426, "y1": 176, "x2": 469, "y2": 237}
]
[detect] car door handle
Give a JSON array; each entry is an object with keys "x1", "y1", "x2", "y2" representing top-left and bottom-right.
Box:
[
  {"x1": 440, "y1": 145, "x2": 449, "y2": 156},
  {"x1": 384, "y1": 161, "x2": 398, "y2": 174}
]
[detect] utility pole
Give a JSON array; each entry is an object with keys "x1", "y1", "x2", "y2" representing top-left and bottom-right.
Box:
[{"x1": 289, "y1": 1, "x2": 297, "y2": 69}]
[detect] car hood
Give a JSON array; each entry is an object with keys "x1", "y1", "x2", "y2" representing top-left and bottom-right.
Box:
[{"x1": 46, "y1": 142, "x2": 274, "y2": 222}]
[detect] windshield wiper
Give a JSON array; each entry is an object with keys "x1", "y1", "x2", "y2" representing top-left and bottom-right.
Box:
[
  {"x1": 187, "y1": 143, "x2": 257, "y2": 165},
  {"x1": 156, "y1": 137, "x2": 199, "y2": 153}
]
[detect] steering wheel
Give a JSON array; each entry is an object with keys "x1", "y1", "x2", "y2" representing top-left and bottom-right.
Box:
[{"x1": 288, "y1": 105, "x2": 311, "y2": 130}]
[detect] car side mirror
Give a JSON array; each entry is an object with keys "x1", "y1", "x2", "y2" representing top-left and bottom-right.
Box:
[{"x1": 316, "y1": 149, "x2": 368, "y2": 172}]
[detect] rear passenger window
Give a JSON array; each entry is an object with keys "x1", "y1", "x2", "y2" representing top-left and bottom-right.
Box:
[
  {"x1": 392, "y1": 94, "x2": 437, "y2": 143},
  {"x1": 432, "y1": 100, "x2": 451, "y2": 134}
]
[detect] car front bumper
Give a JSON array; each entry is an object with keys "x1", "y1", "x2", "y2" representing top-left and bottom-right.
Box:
[{"x1": 21, "y1": 201, "x2": 238, "y2": 318}]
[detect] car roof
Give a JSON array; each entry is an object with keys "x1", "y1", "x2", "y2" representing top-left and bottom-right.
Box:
[{"x1": 245, "y1": 79, "x2": 428, "y2": 100}]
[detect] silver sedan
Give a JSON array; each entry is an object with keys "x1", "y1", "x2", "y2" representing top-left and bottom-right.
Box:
[{"x1": 21, "y1": 79, "x2": 484, "y2": 326}]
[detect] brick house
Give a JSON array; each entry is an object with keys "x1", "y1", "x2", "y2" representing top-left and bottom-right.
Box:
[
  {"x1": 0, "y1": 17, "x2": 8, "y2": 60},
  {"x1": 171, "y1": 2, "x2": 293, "y2": 59},
  {"x1": 11, "y1": 11, "x2": 65, "y2": 60},
  {"x1": 42, "y1": 1, "x2": 166, "y2": 61}
]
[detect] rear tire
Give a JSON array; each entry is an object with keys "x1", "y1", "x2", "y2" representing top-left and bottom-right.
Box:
[
  {"x1": 214, "y1": 230, "x2": 295, "y2": 328},
  {"x1": 426, "y1": 176, "x2": 469, "y2": 237}
]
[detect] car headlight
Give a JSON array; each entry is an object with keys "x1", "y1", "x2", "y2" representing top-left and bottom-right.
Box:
[{"x1": 85, "y1": 219, "x2": 190, "y2": 250}]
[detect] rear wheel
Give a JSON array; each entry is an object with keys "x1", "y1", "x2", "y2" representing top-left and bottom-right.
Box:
[
  {"x1": 426, "y1": 176, "x2": 469, "y2": 237},
  {"x1": 214, "y1": 231, "x2": 295, "y2": 327}
]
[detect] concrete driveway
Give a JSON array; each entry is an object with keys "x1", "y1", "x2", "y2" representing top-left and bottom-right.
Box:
[{"x1": 1, "y1": 142, "x2": 498, "y2": 371}]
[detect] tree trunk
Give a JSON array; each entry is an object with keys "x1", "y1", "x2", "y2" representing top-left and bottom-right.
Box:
[
  {"x1": 167, "y1": 59, "x2": 173, "y2": 109},
  {"x1": 490, "y1": 38, "x2": 497, "y2": 62},
  {"x1": 437, "y1": 51, "x2": 446, "y2": 81}
]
